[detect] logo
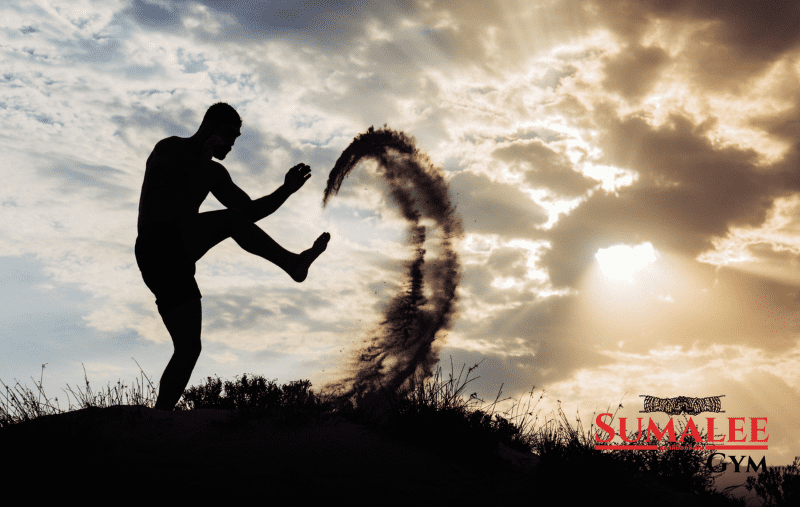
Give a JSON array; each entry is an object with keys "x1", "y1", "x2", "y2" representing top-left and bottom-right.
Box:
[
  {"x1": 594, "y1": 394, "x2": 769, "y2": 459},
  {"x1": 640, "y1": 394, "x2": 724, "y2": 416}
]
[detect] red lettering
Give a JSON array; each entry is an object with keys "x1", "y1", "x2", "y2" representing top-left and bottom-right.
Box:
[
  {"x1": 595, "y1": 413, "x2": 615, "y2": 442},
  {"x1": 751, "y1": 417, "x2": 768, "y2": 442},
  {"x1": 620, "y1": 417, "x2": 644, "y2": 443},
  {"x1": 646, "y1": 418, "x2": 676, "y2": 443},
  {"x1": 729, "y1": 417, "x2": 746, "y2": 442},
  {"x1": 680, "y1": 417, "x2": 702, "y2": 442},
  {"x1": 707, "y1": 418, "x2": 725, "y2": 442}
]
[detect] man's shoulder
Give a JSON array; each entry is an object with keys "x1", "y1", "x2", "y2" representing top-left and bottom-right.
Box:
[
  {"x1": 207, "y1": 160, "x2": 230, "y2": 180},
  {"x1": 155, "y1": 136, "x2": 183, "y2": 150},
  {"x1": 149, "y1": 137, "x2": 191, "y2": 163},
  {"x1": 146, "y1": 137, "x2": 189, "y2": 172}
]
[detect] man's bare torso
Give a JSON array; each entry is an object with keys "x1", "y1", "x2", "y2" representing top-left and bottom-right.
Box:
[{"x1": 138, "y1": 136, "x2": 221, "y2": 233}]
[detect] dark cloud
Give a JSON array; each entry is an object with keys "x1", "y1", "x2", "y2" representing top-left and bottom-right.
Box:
[
  {"x1": 488, "y1": 247, "x2": 528, "y2": 278},
  {"x1": 458, "y1": 263, "x2": 494, "y2": 298},
  {"x1": 514, "y1": 337, "x2": 611, "y2": 386},
  {"x1": 536, "y1": 65, "x2": 578, "y2": 90},
  {"x1": 118, "y1": 0, "x2": 409, "y2": 49},
  {"x1": 193, "y1": 0, "x2": 369, "y2": 32},
  {"x1": 592, "y1": 0, "x2": 800, "y2": 53},
  {"x1": 485, "y1": 293, "x2": 578, "y2": 341},
  {"x1": 492, "y1": 138, "x2": 596, "y2": 198},
  {"x1": 749, "y1": 92, "x2": 800, "y2": 173},
  {"x1": 203, "y1": 293, "x2": 274, "y2": 332},
  {"x1": 203, "y1": 288, "x2": 340, "y2": 334},
  {"x1": 445, "y1": 295, "x2": 613, "y2": 387},
  {"x1": 122, "y1": 0, "x2": 185, "y2": 31},
  {"x1": 600, "y1": 109, "x2": 782, "y2": 234},
  {"x1": 41, "y1": 161, "x2": 132, "y2": 203},
  {"x1": 682, "y1": 37, "x2": 773, "y2": 92},
  {"x1": 591, "y1": 0, "x2": 800, "y2": 87},
  {"x1": 448, "y1": 171, "x2": 548, "y2": 238},
  {"x1": 602, "y1": 44, "x2": 669, "y2": 99},
  {"x1": 458, "y1": 248, "x2": 537, "y2": 307},
  {"x1": 538, "y1": 104, "x2": 789, "y2": 289}
]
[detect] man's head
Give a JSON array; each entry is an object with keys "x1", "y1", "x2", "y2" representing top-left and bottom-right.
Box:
[{"x1": 198, "y1": 102, "x2": 242, "y2": 159}]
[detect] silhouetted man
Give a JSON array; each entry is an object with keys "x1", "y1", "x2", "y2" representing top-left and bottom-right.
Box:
[{"x1": 135, "y1": 102, "x2": 330, "y2": 411}]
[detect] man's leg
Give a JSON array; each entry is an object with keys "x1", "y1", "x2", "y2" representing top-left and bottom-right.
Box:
[
  {"x1": 154, "y1": 297, "x2": 202, "y2": 411},
  {"x1": 179, "y1": 208, "x2": 329, "y2": 282}
]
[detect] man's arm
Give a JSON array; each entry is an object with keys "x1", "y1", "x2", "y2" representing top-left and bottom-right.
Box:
[{"x1": 210, "y1": 162, "x2": 294, "y2": 222}]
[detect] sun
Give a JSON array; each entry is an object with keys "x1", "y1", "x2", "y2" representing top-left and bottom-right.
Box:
[{"x1": 595, "y1": 242, "x2": 658, "y2": 283}]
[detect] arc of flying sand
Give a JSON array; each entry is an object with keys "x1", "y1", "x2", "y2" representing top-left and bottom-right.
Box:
[{"x1": 321, "y1": 125, "x2": 463, "y2": 404}]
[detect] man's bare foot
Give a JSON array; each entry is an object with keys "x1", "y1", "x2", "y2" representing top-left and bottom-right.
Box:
[{"x1": 289, "y1": 232, "x2": 330, "y2": 282}]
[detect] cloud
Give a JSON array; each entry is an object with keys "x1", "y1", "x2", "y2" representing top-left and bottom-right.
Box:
[
  {"x1": 40, "y1": 160, "x2": 133, "y2": 204},
  {"x1": 448, "y1": 171, "x2": 548, "y2": 238},
  {"x1": 124, "y1": 0, "x2": 184, "y2": 31},
  {"x1": 176, "y1": 48, "x2": 208, "y2": 73},
  {"x1": 492, "y1": 138, "x2": 597, "y2": 198},
  {"x1": 487, "y1": 246, "x2": 529, "y2": 278},
  {"x1": 591, "y1": 0, "x2": 800, "y2": 89},
  {"x1": 536, "y1": 104, "x2": 790, "y2": 289},
  {"x1": 120, "y1": 0, "x2": 388, "y2": 49},
  {"x1": 71, "y1": 36, "x2": 122, "y2": 63},
  {"x1": 111, "y1": 105, "x2": 196, "y2": 147},
  {"x1": 601, "y1": 44, "x2": 669, "y2": 99}
]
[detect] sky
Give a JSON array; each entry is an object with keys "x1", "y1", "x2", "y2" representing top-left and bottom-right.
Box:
[{"x1": 2, "y1": 0, "x2": 799, "y2": 477}]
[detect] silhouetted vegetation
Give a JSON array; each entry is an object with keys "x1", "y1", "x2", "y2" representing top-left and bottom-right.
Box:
[
  {"x1": 1, "y1": 359, "x2": 791, "y2": 505},
  {"x1": 745, "y1": 456, "x2": 800, "y2": 506}
]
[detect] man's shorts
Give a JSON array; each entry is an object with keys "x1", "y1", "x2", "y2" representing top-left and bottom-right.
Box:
[{"x1": 135, "y1": 222, "x2": 202, "y2": 317}]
